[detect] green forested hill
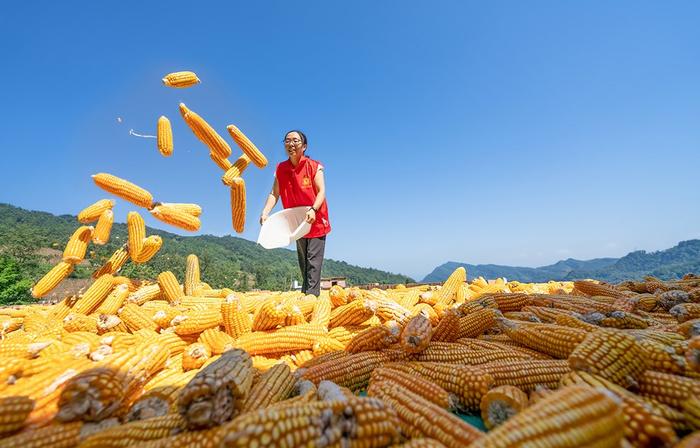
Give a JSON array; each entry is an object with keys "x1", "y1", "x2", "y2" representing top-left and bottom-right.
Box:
[
  {"x1": 423, "y1": 240, "x2": 700, "y2": 283},
  {"x1": 0, "y1": 203, "x2": 412, "y2": 303}
]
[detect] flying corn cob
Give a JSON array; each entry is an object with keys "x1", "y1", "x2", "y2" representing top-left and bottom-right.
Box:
[
  {"x1": 221, "y1": 154, "x2": 251, "y2": 186},
  {"x1": 184, "y1": 254, "x2": 200, "y2": 296},
  {"x1": 162, "y1": 71, "x2": 200, "y2": 88},
  {"x1": 229, "y1": 177, "x2": 246, "y2": 233},
  {"x1": 470, "y1": 385, "x2": 624, "y2": 448},
  {"x1": 91, "y1": 209, "x2": 113, "y2": 245},
  {"x1": 92, "y1": 173, "x2": 154, "y2": 209},
  {"x1": 133, "y1": 235, "x2": 162, "y2": 263},
  {"x1": 150, "y1": 204, "x2": 201, "y2": 232},
  {"x1": 31, "y1": 261, "x2": 74, "y2": 298},
  {"x1": 226, "y1": 124, "x2": 268, "y2": 168},
  {"x1": 157, "y1": 202, "x2": 202, "y2": 217},
  {"x1": 157, "y1": 115, "x2": 173, "y2": 156},
  {"x1": 177, "y1": 348, "x2": 253, "y2": 429},
  {"x1": 78, "y1": 199, "x2": 115, "y2": 224},
  {"x1": 92, "y1": 245, "x2": 129, "y2": 278},
  {"x1": 179, "y1": 103, "x2": 231, "y2": 159},
  {"x1": 63, "y1": 225, "x2": 93, "y2": 263}
]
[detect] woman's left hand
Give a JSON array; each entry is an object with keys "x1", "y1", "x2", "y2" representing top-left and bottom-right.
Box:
[{"x1": 305, "y1": 208, "x2": 316, "y2": 224}]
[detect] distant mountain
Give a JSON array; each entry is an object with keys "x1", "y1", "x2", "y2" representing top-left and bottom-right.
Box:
[
  {"x1": 0, "y1": 203, "x2": 413, "y2": 299},
  {"x1": 422, "y1": 240, "x2": 700, "y2": 283}
]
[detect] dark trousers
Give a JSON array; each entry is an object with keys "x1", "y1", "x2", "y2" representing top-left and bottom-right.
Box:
[{"x1": 296, "y1": 236, "x2": 326, "y2": 296}]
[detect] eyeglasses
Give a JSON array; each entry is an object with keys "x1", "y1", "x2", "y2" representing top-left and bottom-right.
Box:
[{"x1": 284, "y1": 139, "x2": 303, "y2": 144}]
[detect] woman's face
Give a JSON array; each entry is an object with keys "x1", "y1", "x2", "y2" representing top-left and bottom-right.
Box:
[{"x1": 284, "y1": 132, "x2": 306, "y2": 158}]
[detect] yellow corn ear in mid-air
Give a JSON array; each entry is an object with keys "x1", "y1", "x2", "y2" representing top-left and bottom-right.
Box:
[
  {"x1": 226, "y1": 125, "x2": 268, "y2": 168},
  {"x1": 92, "y1": 173, "x2": 154, "y2": 209},
  {"x1": 134, "y1": 235, "x2": 163, "y2": 264},
  {"x1": 158, "y1": 202, "x2": 202, "y2": 217},
  {"x1": 162, "y1": 71, "x2": 200, "y2": 88},
  {"x1": 157, "y1": 116, "x2": 173, "y2": 157},
  {"x1": 127, "y1": 211, "x2": 146, "y2": 260},
  {"x1": 230, "y1": 177, "x2": 246, "y2": 233},
  {"x1": 31, "y1": 261, "x2": 74, "y2": 298},
  {"x1": 221, "y1": 155, "x2": 251, "y2": 186},
  {"x1": 209, "y1": 152, "x2": 232, "y2": 171},
  {"x1": 185, "y1": 254, "x2": 201, "y2": 296},
  {"x1": 179, "y1": 103, "x2": 232, "y2": 160},
  {"x1": 78, "y1": 199, "x2": 115, "y2": 223},
  {"x1": 92, "y1": 209, "x2": 113, "y2": 245},
  {"x1": 62, "y1": 225, "x2": 93, "y2": 263},
  {"x1": 150, "y1": 205, "x2": 201, "y2": 232}
]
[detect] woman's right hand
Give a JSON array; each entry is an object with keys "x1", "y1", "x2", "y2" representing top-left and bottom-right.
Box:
[{"x1": 259, "y1": 213, "x2": 269, "y2": 225}]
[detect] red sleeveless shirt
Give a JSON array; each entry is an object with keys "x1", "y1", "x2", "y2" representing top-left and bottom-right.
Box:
[{"x1": 275, "y1": 156, "x2": 331, "y2": 238}]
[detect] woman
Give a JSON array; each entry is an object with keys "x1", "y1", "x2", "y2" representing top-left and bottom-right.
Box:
[{"x1": 260, "y1": 130, "x2": 331, "y2": 296}]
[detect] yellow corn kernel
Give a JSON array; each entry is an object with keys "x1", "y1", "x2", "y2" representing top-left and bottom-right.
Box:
[
  {"x1": 179, "y1": 103, "x2": 231, "y2": 159},
  {"x1": 157, "y1": 115, "x2": 173, "y2": 156},
  {"x1": 78, "y1": 199, "x2": 115, "y2": 223},
  {"x1": 150, "y1": 204, "x2": 201, "y2": 232},
  {"x1": 230, "y1": 178, "x2": 246, "y2": 233},
  {"x1": 226, "y1": 124, "x2": 268, "y2": 168},
  {"x1": 162, "y1": 71, "x2": 200, "y2": 88},
  {"x1": 31, "y1": 261, "x2": 74, "y2": 298},
  {"x1": 92, "y1": 173, "x2": 154, "y2": 209},
  {"x1": 62, "y1": 225, "x2": 93, "y2": 263}
]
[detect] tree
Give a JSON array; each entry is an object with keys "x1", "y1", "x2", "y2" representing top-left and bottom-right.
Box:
[{"x1": 0, "y1": 256, "x2": 32, "y2": 304}]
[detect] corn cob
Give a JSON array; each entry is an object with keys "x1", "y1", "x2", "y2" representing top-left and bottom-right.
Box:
[
  {"x1": 479, "y1": 385, "x2": 528, "y2": 430},
  {"x1": 157, "y1": 115, "x2": 173, "y2": 156},
  {"x1": 57, "y1": 342, "x2": 168, "y2": 422},
  {"x1": 133, "y1": 235, "x2": 162, "y2": 263},
  {"x1": 240, "y1": 363, "x2": 295, "y2": 412},
  {"x1": 457, "y1": 307, "x2": 497, "y2": 339},
  {"x1": 91, "y1": 209, "x2": 113, "y2": 245},
  {"x1": 95, "y1": 314, "x2": 127, "y2": 334},
  {"x1": 78, "y1": 199, "x2": 115, "y2": 223},
  {"x1": 31, "y1": 261, "x2": 74, "y2": 298},
  {"x1": 78, "y1": 414, "x2": 187, "y2": 448},
  {"x1": 417, "y1": 343, "x2": 532, "y2": 365},
  {"x1": 178, "y1": 348, "x2": 252, "y2": 429},
  {"x1": 150, "y1": 204, "x2": 201, "y2": 232},
  {"x1": 170, "y1": 307, "x2": 221, "y2": 336},
  {"x1": 310, "y1": 337, "x2": 344, "y2": 356},
  {"x1": 682, "y1": 396, "x2": 700, "y2": 430},
  {"x1": 329, "y1": 299, "x2": 376, "y2": 328},
  {"x1": 0, "y1": 395, "x2": 34, "y2": 436},
  {"x1": 346, "y1": 321, "x2": 400, "y2": 353},
  {"x1": 162, "y1": 71, "x2": 200, "y2": 88},
  {"x1": 184, "y1": 254, "x2": 200, "y2": 296},
  {"x1": 233, "y1": 324, "x2": 326, "y2": 355},
  {"x1": 209, "y1": 152, "x2": 232, "y2": 172},
  {"x1": 92, "y1": 245, "x2": 129, "y2": 278},
  {"x1": 481, "y1": 359, "x2": 571, "y2": 392},
  {"x1": 574, "y1": 279, "x2": 629, "y2": 299},
  {"x1": 435, "y1": 267, "x2": 465, "y2": 306},
  {"x1": 497, "y1": 318, "x2": 587, "y2": 359},
  {"x1": 400, "y1": 312, "x2": 432, "y2": 353},
  {"x1": 221, "y1": 154, "x2": 250, "y2": 186},
  {"x1": 119, "y1": 303, "x2": 158, "y2": 331},
  {"x1": 309, "y1": 294, "x2": 331, "y2": 327},
  {"x1": 671, "y1": 303, "x2": 700, "y2": 323},
  {"x1": 181, "y1": 343, "x2": 210, "y2": 371},
  {"x1": 329, "y1": 284, "x2": 348, "y2": 307},
  {"x1": 179, "y1": 103, "x2": 231, "y2": 159},
  {"x1": 156, "y1": 271, "x2": 182, "y2": 304},
  {"x1": 93, "y1": 284, "x2": 128, "y2": 315},
  {"x1": 636, "y1": 337, "x2": 685, "y2": 374},
  {"x1": 226, "y1": 124, "x2": 268, "y2": 168},
  {"x1": 686, "y1": 336, "x2": 700, "y2": 373},
  {"x1": 156, "y1": 203, "x2": 201, "y2": 219},
  {"x1": 470, "y1": 385, "x2": 624, "y2": 448},
  {"x1": 229, "y1": 178, "x2": 246, "y2": 233},
  {"x1": 0, "y1": 421, "x2": 83, "y2": 448},
  {"x1": 372, "y1": 295, "x2": 412, "y2": 325},
  {"x1": 63, "y1": 313, "x2": 98, "y2": 333},
  {"x1": 62, "y1": 225, "x2": 93, "y2": 263},
  {"x1": 70, "y1": 274, "x2": 113, "y2": 315},
  {"x1": 196, "y1": 328, "x2": 234, "y2": 355},
  {"x1": 382, "y1": 362, "x2": 494, "y2": 411},
  {"x1": 220, "y1": 294, "x2": 251, "y2": 338},
  {"x1": 367, "y1": 380, "x2": 482, "y2": 447},
  {"x1": 488, "y1": 292, "x2": 532, "y2": 312},
  {"x1": 677, "y1": 432, "x2": 700, "y2": 448},
  {"x1": 299, "y1": 350, "x2": 399, "y2": 391},
  {"x1": 637, "y1": 370, "x2": 700, "y2": 409},
  {"x1": 252, "y1": 298, "x2": 286, "y2": 331},
  {"x1": 568, "y1": 328, "x2": 648, "y2": 388},
  {"x1": 397, "y1": 289, "x2": 420, "y2": 309},
  {"x1": 560, "y1": 370, "x2": 679, "y2": 447},
  {"x1": 127, "y1": 283, "x2": 162, "y2": 306},
  {"x1": 371, "y1": 366, "x2": 454, "y2": 410},
  {"x1": 92, "y1": 173, "x2": 153, "y2": 209},
  {"x1": 125, "y1": 212, "x2": 145, "y2": 260},
  {"x1": 431, "y1": 309, "x2": 461, "y2": 342}
]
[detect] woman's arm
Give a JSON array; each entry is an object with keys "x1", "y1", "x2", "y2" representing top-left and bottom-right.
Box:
[
  {"x1": 306, "y1": 168, "x2": 326, "y2": 223},
  {"x1": 260, "y1": 177, "x2": 279, "y2": 224}
]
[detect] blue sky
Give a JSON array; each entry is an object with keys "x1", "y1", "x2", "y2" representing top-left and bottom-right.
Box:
[{"x1": 1, "y1": 1, "x2": 698, "y2": 280}]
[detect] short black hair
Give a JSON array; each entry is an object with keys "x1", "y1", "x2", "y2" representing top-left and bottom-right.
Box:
[{"x1": 284, "y1": 130, "x2": 308, "y2": 146}]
